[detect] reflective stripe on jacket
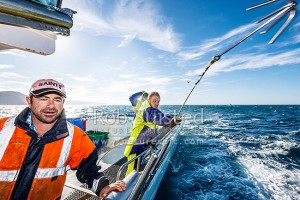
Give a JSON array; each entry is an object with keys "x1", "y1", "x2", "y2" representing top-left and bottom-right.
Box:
[{"x1": 0, "y1": 108, "x2": 106, "y2": 200}]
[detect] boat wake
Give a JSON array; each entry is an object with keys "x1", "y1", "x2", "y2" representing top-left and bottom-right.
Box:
[{"x1": 156, "y1": 105, "x2": 300, "y2": 200}]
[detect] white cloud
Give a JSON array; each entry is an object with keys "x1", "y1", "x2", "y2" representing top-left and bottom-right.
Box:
[
  {"x1": 118, "y1": 33, "x2": 137, "y2": 47},
  {"x1": 185, "y1": 68, "x2": 203, "y2": 76},
  {"x1": 0, "y1": 50, "x2": 26, "y2": 57},
  {"x1": 64, "y1": 0, "x2": 180, "y2": 52},
  {"x1": 0, "y1": 72, "x2": 27, "y2": 79},
  {"x1": 294, "y1": 35, "x2": 300, "y2": 43},
  {"x1": 179, "y1": 17, "x2": 300, "y2": 78},
  {"x1": 224, "y1": 49, "x2": 300, "y2": 72},
  {"x1": 59, "y1": 74, "x2": 175, "y2": 104},
  {"x1": 6, "y1": 80, "x2": 31, "y2": 86},
  {"x1": 120, "y1": 74, "x2": 136, "y2": 79},
  {"x1": 293, "y1": 21, "x2": 300, "y2": 29},
  {"x1": 64, "y1": 0, "x2": 113, "y2": 34},
  {"x1": 100, "y1": 75, "x2": 173, "y2": 100},
  {"x1": 0, "y1": 64, "x2": 14, "y2": 69},
  {"x1": 66, "y1": 74, "x2": 97, "y2": 82},
  {"x1": 103, "y1": 80, "x2": 136, "y2": 93},
  {"x1": 146, "y1": 70, "x2": 158, "y2": 73},
  {"x1": 66, "y1": 84, "x2": 102, "y2": 103},
  {"x1": 0, "y1": 74, "x2": 29, "y2": 93},
  {"x1": 179, "y1": 78, "x2": 191, "y2": 83},
  {"x1": 178, "y1": 23, "x2": 255, "y2": 60},
  {"x1": 186, "y1": 48, "x2": 300, "y2": 77},
  {"x1": 193, "y1": 88, "x2": 214, "y2": 94},
  {"x1": 139, "y1": 76, "x2": 172, "y2": 86},
  {"x1": 185, "y1": 70, "x2": 200, "y2": 77}
]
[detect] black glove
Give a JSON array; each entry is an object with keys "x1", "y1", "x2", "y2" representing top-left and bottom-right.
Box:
[
  {"x1": 148, "y1": 140, "x2": 157, "y2": 149},
  {"x1": 170, "y1": 117, "x2": 182, "y2": 128}
]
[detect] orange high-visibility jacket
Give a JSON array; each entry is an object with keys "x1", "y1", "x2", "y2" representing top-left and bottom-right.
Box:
[{"x1": 0, "y1": 108, "x2": 108, "y2": 200}]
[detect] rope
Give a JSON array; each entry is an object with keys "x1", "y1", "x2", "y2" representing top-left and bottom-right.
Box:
[{"x1": 177, "y1": 55, "x2": 220, "y2": 116}]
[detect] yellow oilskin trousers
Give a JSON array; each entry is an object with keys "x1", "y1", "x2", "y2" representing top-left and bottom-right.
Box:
[{"x1": 124, "y1": 101, "x2": 157, "y2": 176}]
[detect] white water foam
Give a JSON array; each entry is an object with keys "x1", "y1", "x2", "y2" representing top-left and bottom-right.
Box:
[{"x1": 227, "y1": 142, "x2": 300, "y2": 200}]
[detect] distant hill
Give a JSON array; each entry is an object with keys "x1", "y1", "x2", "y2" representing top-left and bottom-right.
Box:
[{"x1": 0, "y1": 91, "x2": 27, "y2": 105}]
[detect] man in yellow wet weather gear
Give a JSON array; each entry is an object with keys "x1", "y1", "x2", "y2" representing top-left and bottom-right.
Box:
[{"x1": 124, "y1": 92, "x2": 175, "y2": 176}]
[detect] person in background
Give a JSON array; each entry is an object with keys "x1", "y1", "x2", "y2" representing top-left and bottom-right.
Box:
[
  {"x1": 124, "y1": 91, "x2": 181, "y2": 176},
  {"x1": 0, "y1": 78, "x2": 126, "y2": 199}
]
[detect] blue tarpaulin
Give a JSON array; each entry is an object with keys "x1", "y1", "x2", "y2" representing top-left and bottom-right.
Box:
[{"x1": 66, "y1": 118, "x2": 84, "y2": 131}]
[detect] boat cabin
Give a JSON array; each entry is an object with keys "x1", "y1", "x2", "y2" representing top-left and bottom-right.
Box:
[{"x1": 0, "y1": 0, "x2": 75, "y2": 55}]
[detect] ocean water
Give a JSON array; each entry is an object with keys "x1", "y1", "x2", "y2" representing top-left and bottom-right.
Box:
[
  {"x1": 1, "y1": 105, "x2": 299, "y2": 200},
  {"x1": 156, "y1": 105, "x2": 300, "y2": 200}
]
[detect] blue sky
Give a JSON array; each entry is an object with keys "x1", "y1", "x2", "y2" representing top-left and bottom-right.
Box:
[{"x1": 0, "y1": 0, "x2": 300, "y2": 105}]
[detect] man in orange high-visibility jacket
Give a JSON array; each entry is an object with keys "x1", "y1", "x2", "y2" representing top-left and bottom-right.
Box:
[{"x1": 0, "y1": 79, "x2": 126, "y2": 200}]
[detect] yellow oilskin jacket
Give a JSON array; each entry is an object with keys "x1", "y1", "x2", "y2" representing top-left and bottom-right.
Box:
[
  {"x1": 132, "y1": 91, "x2": 147, "y2": 113},
  {"x1": 124, "y1": 100, "x2": 157, "y2": 157}
]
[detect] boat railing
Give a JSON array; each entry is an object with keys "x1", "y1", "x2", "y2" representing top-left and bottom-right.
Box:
[
  {"x1": 127, "y1": 153, "x2": 158, "y2": 200},
  {"x1": 112, "y1": 125, "x2": 180, "y2": 199},
  {"x1": 115, "y1": 126, "x2": 173, "y2": 181},
  {"x1": 145, "y1": 139, "x2": 170, "y2": 182},
  {"x1": 116, "y1": 148, "x2": 151, "y2": 181},
  {"x1": 127, "y1": 139, "x2": 171, "y2": 200}
]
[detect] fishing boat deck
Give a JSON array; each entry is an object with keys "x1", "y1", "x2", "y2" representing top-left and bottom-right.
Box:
[
  {"x1": 62, "y1": 126, "x2": 174, "y2": 200},
  {"x1": 62, "y1": 144, "x2": 126, "y2": 199}
]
